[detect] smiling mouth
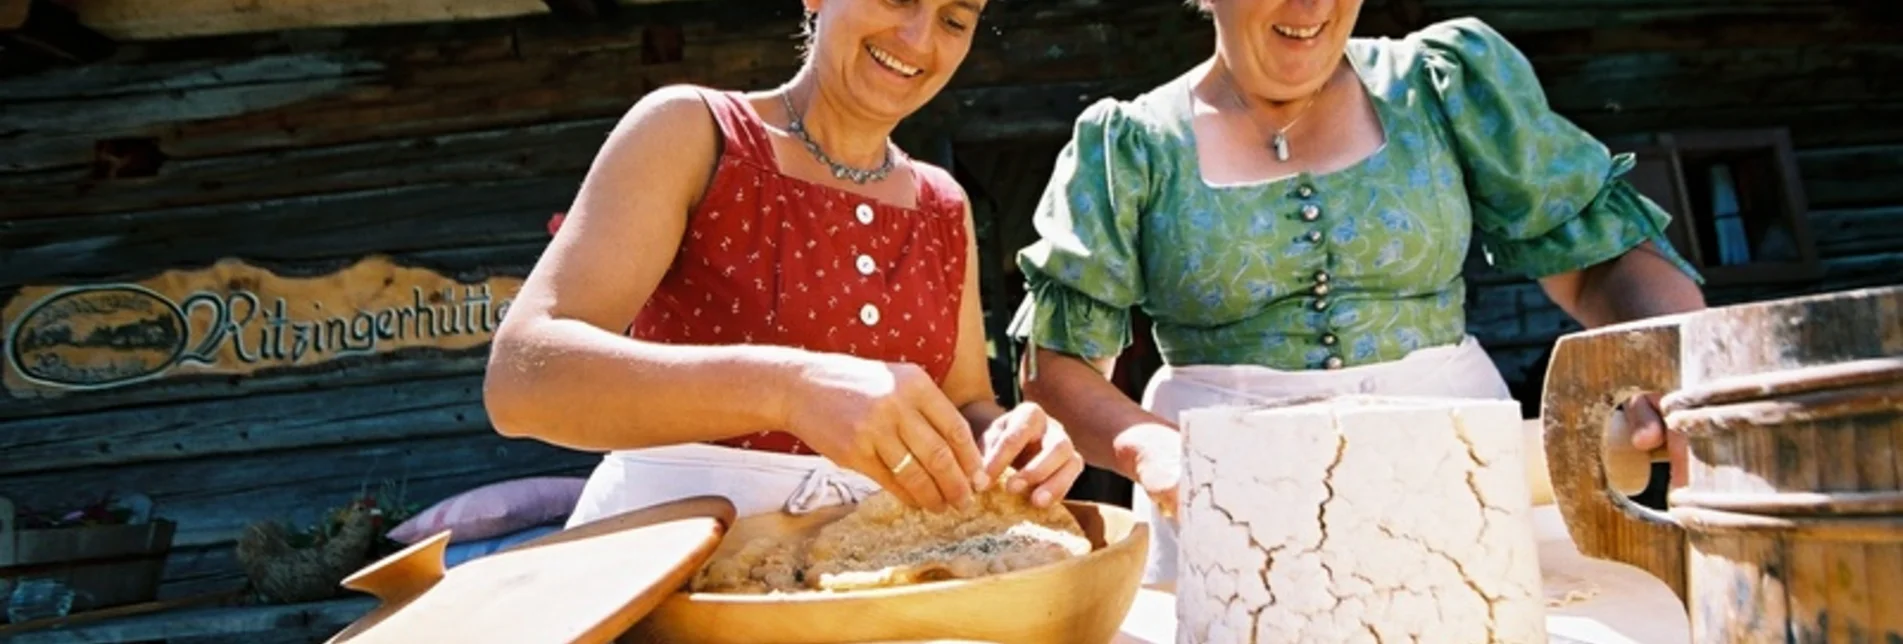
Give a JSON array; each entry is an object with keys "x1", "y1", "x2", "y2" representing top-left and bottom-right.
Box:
[
  {"x1": 1272, "y1": 22, "x2": 1326, "y2": 40},
  {"x1": 867, "y1": 44, "x2": 924, "y2": 78}
]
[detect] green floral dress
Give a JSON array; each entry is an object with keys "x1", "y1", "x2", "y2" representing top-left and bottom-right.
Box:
[{"x1": 1008, "y1": 17, "x2": 1702, "y2": 373}]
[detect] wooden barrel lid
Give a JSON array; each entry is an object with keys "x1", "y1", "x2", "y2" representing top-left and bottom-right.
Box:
[{"x1": 326, "y1": 496, "x2": 735, "y2": 644}]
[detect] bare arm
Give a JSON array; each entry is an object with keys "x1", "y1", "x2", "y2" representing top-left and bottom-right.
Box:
[
  {"x1": 939, "y1": 200, "x2": 1009, "y2": 435},
  {"x1": 484, "y1": 86, "x2": 806, "y2": 452},
  {"x1": 1017, "y1": 347, "x2": 1172, "y2": 482},
  {"x1": 1536, "y1": 239, "x2": 1707, "y2": 326}
]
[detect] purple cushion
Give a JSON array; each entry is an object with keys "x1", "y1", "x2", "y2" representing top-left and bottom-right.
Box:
[{"x1": 386, "y1": 477, "x2": 586, "y2": 544}]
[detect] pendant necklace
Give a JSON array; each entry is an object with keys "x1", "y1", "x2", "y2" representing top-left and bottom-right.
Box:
[
  {"x1": 1223, "y1": 67, "x2": 1327, "y2": 163},
  {"x1": 781, "y1": 91, "x2": 894, "y2": 185}
]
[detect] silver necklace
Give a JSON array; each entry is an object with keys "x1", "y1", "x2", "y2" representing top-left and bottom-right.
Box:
[
  {"x1": 781, "y1": 93, "x2": 894, "y2": 185},
  {"x1": 1222, "y1": 67, "x2": 1326, "y2": 162}
]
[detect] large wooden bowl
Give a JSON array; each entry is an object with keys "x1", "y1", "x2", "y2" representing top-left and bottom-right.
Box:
[{"x1": 621, "y1": 500, "x2": 1150, "y2": 644}]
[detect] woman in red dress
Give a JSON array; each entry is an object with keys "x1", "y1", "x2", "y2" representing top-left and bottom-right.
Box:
[{"x1": 484, "y1": 0, "x2": 1081, "y2": 526}]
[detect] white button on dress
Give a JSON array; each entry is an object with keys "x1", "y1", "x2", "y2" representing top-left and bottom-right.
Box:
[
  {"x1": 859, "y1": 303, "x2": 881, "y2": 326},
  {"x1": 856, "y1": 255, "x2": 877, "y2": 275},
  {"x1": 855, "y1": 204, "x2": 875, "y2": 225}
]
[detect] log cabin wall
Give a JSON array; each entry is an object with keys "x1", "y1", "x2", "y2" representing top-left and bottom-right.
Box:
[
  {"x1": 0, "y1": 0, "x2": 1899, "y2": 632},
  {"x1": 0, "y1": 0, "x2": 1221, "y2": 620}
]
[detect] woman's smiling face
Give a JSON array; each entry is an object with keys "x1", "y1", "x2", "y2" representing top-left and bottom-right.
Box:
[
  {"x1": 1205, "y1": 0, "x2": 1364, "y2": 100},
  {"x1": 805, "y1": 0, "x2": 987, "y2": 120}
]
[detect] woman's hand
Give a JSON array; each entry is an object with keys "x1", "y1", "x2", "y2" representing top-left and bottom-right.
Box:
[
  {"x1": 781, "y1": 353, "x2": 985, "y2": 511},
  {"x1": 1116, "y1": 423, "x2": 1185, "y2": 521},
  {"x1": 1622, "y1": 391, "x2": 1689, "y2": 489},
  {"x1": 977, "y1": 403, "x2": 1085, "y2": 508}
]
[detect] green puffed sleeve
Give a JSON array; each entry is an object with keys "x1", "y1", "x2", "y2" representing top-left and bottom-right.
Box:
[
  {"x1": 1416, "y1": 18, "x2": 1703, "y2": 283},
  {"x1": 1007, "y1": 98, "x2": 1152, "y2": 362}
]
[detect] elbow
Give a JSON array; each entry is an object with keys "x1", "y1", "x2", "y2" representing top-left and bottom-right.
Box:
[{"x1": 482, "y1": 329, "x2": 544, "y2": 441}]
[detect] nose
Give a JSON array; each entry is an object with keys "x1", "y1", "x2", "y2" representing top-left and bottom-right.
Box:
[{"x1": 898, "y1": 10, "x2": 931, "y2": 50}]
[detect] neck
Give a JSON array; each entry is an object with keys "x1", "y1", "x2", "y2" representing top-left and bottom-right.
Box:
[
  {"x1": 782, "y1": 70, "x2": 897, "y2": 170},
  {"x1": 1209, "y1": 58, "x2": 1329, "y2": 123}
]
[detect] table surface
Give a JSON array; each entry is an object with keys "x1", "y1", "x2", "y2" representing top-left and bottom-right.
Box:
[{"x1": 1112, "y1": 506, "x2": 1692, "y2": 644}]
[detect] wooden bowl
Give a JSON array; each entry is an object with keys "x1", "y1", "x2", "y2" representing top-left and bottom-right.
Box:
[{"x1": 621, "y1": 500, "x2": 1150, "y2": 644}]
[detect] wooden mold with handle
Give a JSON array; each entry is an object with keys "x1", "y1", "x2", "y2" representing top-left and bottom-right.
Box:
[{"x1": 1541, "y1": 285, "x2": 1903, "y2": 643}]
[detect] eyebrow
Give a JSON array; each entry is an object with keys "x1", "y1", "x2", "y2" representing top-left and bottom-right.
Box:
[{"x1": 953, "y1": 0, "x2": 984, "y2": 12}]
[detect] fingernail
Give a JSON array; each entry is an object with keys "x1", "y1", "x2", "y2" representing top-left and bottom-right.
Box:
[
  {"x1": 1032, "y1": 490, "x2": 1052, "y2": 506},
  {"x1": 972, "y1": 472, "x2": 990, "y2": 491},
  {"x1": 1008, "y1": 478, "x2": 1028, "y2": 494}
]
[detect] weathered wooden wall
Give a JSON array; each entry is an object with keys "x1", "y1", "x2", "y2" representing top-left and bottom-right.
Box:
[
  {"x1": 0, "y1": 0, "x2": 1227, "y2": 617},
  {"x1": 2, "y1": 0, "x2": 1900, "y2": 636}
]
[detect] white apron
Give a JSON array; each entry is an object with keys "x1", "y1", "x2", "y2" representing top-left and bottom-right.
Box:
[
  {"x1": 1134, "y1": 334, "x2": 1514, "y2": 586},
  {"x1": 565, "y1": 443, "x2": 881, "y2": 529}
]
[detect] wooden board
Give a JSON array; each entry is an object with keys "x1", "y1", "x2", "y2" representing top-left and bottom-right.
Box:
[
  {"x1": 331, "y1": 496, "x2": 733, "y2": 644},
  {"x1": 1, "y1": 255, "x2": 523, "y2": 398},
  {"x1": 0, "y1": 180, "x2": 563, "y2": 286},
  {"x1": 0, "y1": 373, "x2": 492, "y2": 476},
  {"x1": 64, "y1": 0, "x2": 552, "y2": 41}
]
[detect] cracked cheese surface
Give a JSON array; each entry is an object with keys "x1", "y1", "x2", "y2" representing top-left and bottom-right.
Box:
[{"x1": 1177, "y1": 396, "x2": 1548, "y2": 644}]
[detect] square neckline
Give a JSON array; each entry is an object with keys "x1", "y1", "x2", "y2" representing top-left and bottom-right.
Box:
[
  {"x1": 1180, "y1": 43, "x2": 1394, "y2": 192},
  {"x1": 726, "y1": 91, "x2": 933, "y2": 214}
]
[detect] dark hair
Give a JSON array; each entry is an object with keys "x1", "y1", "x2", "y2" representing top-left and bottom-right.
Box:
[{"x1": 1183, "y1": 0, "x2": 1210, "y2": 14}]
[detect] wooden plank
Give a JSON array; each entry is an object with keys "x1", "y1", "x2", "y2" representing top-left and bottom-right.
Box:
[
  {"x1": 1797, "y1": 144, "x2": 1903, "y2": 210},
  {"x1": 4, "y1": 596, "x2": 376, "y2": 644},
  {"x1": 1530, "y1": 45, "x2": 1903, "y2": 114},
  {"x1": 0, "y1": 431, "x2": 597, "y2": 548},
  {"x1": 1465, "y1": 247, "x2": 1903, "y2": 351},
  {"x1": 0, "y1": 2, "x2": 1207, "y2": 173},
  {"x1": 0, "y1": 117, "x2": 613, "y2": 219},
  {"x1": 0, "y1": 243, "x2": 542, "y2": 421},
  {"x1": 156, "y1": 543, "x2": 252, "y2": 600},
  {"x1": 4, "y1": 1, "x2": 1895, "y2": 175},
  {"x1": 68, "y1": 0, "x2": 550, "y2": 41},
  {"x1": 0, "y1": 177, "x2": 569, "y2": 289},
  {"x1": 0, "y1": 373, "x2": 495, "y2": 476},
  {"x1": 1571, "y1": 101, "x2": 1903, "y2": 149},
  {"x1": 1413, "y1": 2, "x2": 1903, "y2": 55},
  {"x1": 1809, "y1": 207, "x2": 1903, "y2": 258}
]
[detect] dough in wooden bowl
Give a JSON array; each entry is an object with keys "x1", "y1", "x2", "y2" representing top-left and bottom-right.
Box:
[{"x1": 688, "y1": 472, "x2": 1092, "y2": 594}]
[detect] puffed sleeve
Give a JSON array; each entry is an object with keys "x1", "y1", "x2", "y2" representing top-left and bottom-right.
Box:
[
  {"x1": 1416, "y1": 18, "x2": 1703, "y2": 282},
  {"x1": 1007, "y1": 98, "x2": 1152, "y2": 362}
]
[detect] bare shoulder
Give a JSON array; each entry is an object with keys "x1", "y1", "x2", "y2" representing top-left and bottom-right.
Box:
[
  {"x1": 585, "y1": 84, "x2": 725, "y2": 207},
  {"x1": 602, "y1": 84, "x2": 721, "y2": 165},
  {"x1": 908, "y1": 158, "x2": 973, "y2": 220}
]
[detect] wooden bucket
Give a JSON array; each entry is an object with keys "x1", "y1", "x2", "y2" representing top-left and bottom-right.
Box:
[{"x1": 1542, "y1": 285, "x2": 1903, "y2": 642}]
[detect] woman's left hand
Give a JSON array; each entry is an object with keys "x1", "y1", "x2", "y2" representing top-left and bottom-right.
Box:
[
  {"x1": 978, "y1": 402, "x2": 1084, "y2": 508},
  {"x1": 1623, "y1": 391, "x2": 1690, "y2": 489}
]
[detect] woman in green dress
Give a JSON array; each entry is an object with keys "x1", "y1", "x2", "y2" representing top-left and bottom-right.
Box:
[{"x1": 1008, "y1": 0, "x2": 1709, "y2": 586}]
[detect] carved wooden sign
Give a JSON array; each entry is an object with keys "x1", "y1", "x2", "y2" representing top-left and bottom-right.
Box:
[{"x1": 3, "y1": 255, "x2": 523, "y2": 397}]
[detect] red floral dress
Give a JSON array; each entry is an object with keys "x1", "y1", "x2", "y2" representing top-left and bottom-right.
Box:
[{"x1": 549, "y1": 87, "x2": 970, "y2": 455}]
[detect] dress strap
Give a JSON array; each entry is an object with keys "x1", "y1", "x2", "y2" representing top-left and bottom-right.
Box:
[
  {"x1": 686, "y1": 86, "x2": 776, "y2": 169},
  {"x1": 910, "y1": 161, "x2": 969, "y2": 220}
]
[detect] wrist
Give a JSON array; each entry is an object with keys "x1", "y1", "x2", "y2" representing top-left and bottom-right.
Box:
[{"x1": 755, "y1": 345, "x2": 821, "y2": 433}]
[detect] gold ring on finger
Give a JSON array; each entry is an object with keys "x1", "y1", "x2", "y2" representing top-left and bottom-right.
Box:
[{"x1": 890, "y1": 453, "x2": 915, "y2": 475}]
